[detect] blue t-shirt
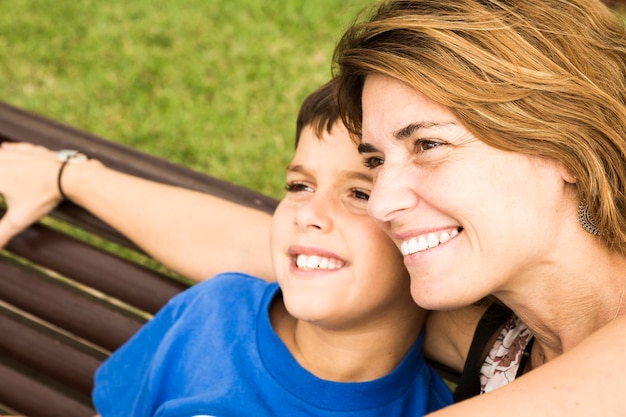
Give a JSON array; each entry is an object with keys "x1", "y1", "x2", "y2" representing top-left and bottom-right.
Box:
[{"x1": 93, "y1": 273, "x2": 453, "y2": 417}]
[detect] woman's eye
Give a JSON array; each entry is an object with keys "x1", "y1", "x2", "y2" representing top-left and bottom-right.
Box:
[
  {"x1": 285, "y1": 182, "x2": 313, "y2": 193},
  {"x1": 363, "y1": 156, "x2": 384, "y2": 169},
  {"x1": 351, "y1": 189, "x2": 370, "y2": 201},
  {"x1": 414, "y1": 139, "x2": 444, "y2": 152}
]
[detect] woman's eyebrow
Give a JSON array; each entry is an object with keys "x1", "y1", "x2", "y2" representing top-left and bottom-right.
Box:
[
  {"x1": 394, "y1": 121, "x2": 455, "y2": 140},
  {"x1": 358, "y1": 121, "x2": 458, "y2": 154}
]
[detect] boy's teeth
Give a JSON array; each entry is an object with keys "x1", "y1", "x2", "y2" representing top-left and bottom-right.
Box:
[
  {"x1": 296, "y1": 254, "x2": 342, "y2": 270},
  {"x1": 401, "y1": 229, "x2": 459, "y2": 256}
]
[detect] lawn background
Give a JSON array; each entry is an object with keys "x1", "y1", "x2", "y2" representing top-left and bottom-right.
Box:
[
  {"x1": 0, "y1": 1, "x2": 623, "y2": 199},
  {"x1": 0, "y1": 0, "x2": 372, "y2": 199}
]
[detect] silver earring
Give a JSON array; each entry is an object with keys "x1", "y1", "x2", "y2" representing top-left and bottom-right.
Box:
[{"x1": 578, "y1": 200, "x2": 599, "y2": 236}]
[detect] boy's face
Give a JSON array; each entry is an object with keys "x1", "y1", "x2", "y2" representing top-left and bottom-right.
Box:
[{"x1": 270, "y1": 122, "x2": 419, "y2": 330}]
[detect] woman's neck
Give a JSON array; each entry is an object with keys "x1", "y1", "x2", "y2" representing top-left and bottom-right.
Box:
[{"x1": 498, "y1": 246, "x2": 626, "y2": 364}]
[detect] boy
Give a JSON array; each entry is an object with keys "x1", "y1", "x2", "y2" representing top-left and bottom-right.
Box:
[{"x1": 92, "y1": 80, "x2": 453, "y2": 416}]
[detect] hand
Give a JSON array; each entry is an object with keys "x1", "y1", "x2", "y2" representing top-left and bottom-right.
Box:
[{"x1": 0, "y1": 142, "x2": 64, "y2": 247}]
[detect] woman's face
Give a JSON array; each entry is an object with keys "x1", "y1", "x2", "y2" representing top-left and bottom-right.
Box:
[{"x1": 359, "y1": 74, "x2": 577, "y2": 310}]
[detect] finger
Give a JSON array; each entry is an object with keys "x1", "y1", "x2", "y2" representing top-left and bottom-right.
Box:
[
  {"x1": 0, "y1": 141, "x2": 41, "y2": 151},
  {"x1": 0, "y1": 142, "x2": 51, "y2": 157},
  {"x1": 0, "y1": 212, "x2": 30, "y2": 249}
]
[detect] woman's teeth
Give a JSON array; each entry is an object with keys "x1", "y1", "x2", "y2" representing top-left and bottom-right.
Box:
[{"x1": 401, "y1": 229, "x2": 459, "y2": 256}]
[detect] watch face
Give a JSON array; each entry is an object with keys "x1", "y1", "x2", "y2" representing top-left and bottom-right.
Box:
[{"x1": 57, "y1": 149, "x2": 88, "y2": 163}]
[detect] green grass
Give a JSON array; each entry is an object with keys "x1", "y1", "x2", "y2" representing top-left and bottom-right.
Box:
[
  {"x1": 1, "y1": 1, "x2": 623, "y2": 199},
  {"x1": 0, "y1": 0, "x2": 371, "y2": 198}
]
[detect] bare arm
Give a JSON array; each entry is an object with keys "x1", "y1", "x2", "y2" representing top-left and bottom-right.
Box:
[
  {"x1": 0, "y1": 142, "x2": 275, "y2": 282},
  {"x1": 423, "y1": 302, "x2": 491, "y2": 373},
  {"x1": 426, "y1": 313, "x2": 626, "y2": 416}
]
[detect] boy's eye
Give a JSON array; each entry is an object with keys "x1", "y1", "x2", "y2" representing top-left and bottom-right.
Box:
[
  {"x1": 284, "y1": 182, "x2": 313, "y2": 193},
  {"x1": 363, "y1": 156, "x2": 384, "y2": 169},
  {"x1": 351, "y1": 189, "x2": 370, "y2": 201}
]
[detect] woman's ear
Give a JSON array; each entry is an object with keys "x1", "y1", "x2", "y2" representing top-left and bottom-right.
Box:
[
  {"x1": 556, "y1": 161, "x2": 577, "y2": 184},
  {"x1": 562, "y1": 168, "x2": 577, "y2": 184}
]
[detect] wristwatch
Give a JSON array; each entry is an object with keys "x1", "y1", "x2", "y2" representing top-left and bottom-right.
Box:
[
  {"x1": 56, "y1": 149, "x2": 90, "y2": 201},
  {"x1": 56, "y1": 149, "x2": 89, "y2": 163}
]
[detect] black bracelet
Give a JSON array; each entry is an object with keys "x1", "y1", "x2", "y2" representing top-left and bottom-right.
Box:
[
  {"x1": 55, "y1": 150, "x2": 89, "y2": 202},
  {"x1": 57, "y1": 159, "x2": 71, "y2": 201}
]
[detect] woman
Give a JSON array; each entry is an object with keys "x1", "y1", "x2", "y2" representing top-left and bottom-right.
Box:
[{"x1": 332, "y1": 0, "x2": 626, "y2": 414}]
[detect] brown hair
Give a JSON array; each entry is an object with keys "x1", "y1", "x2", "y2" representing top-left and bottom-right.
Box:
[
  {"x1": 333, "y1": 0, "x2": 626, "y2": 251},
  {"x1": 295, "y1": 79, "x2": 340, "y2": 148}
]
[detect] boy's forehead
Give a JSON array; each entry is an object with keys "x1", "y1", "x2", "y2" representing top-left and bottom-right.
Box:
[
  {"x1": 292, "y1": 124, "x2": 372, "y2": 177},
  {"x1": 296, "y1": 124, "x2": 359, "y2": 157}
]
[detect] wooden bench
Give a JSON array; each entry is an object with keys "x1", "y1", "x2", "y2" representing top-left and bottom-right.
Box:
[
  {"x1": 0, "y1": 101, "x2": 459, "y2": 416},
  {"x1": 0, "y1": 101, "x2": 278, "y2": 416}
]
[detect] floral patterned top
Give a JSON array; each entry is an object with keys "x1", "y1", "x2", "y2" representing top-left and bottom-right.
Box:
[{"x1": 479, "y1": 315, "x2": 534, "y2": 394}]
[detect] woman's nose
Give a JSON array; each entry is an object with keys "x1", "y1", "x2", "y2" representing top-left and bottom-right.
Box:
[{"x1": 368, "y1": 163, "x2": 419, "y2": 223}]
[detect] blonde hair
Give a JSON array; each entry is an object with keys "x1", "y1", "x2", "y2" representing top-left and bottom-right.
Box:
[{"x1": 334, "y1": 0, "x2": 626, "y2": 251}]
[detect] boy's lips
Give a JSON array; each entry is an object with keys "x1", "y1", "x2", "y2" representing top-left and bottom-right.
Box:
[{"x1": 398, "y1": 227, "x2": 462, "y2": 256}]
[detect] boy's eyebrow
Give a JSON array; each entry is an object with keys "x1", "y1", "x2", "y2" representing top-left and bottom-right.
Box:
[
  {"x1": 357, "y1": 142, "x2": 378, "y2": 154},
  {"x1": 287, "y1": 164, "x2": 373, "y2": 183},
  {"x1": 286, "y1": 164, "x2": 304, "y2": 173},
  {"x1": 346, "y1": 171, "x2": 373, "y2": 183}
]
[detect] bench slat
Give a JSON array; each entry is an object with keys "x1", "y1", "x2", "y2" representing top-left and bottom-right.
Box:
[
  {"x1": 0, "y1": 254, "x2": 145, "y2": 351},
  {"x1": 5, "y1": 216, "x2": 188, "y2": 314},
  {"x1": 0, "y1": 358, "x2": 94, "y2": 417},
  {"x1": 0, "y1": 301, "x2": 106, "y2": 395}
]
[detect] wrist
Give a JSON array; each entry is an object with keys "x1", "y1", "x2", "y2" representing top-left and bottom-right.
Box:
[{"x1": 56, "y1": 150, "x2": 89, "y2": 201}]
